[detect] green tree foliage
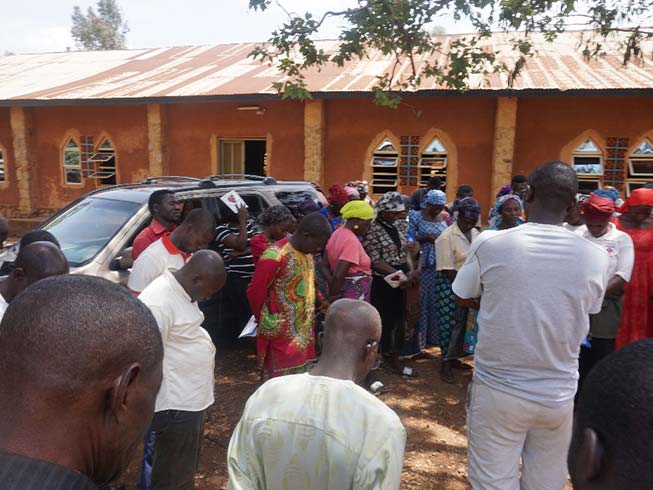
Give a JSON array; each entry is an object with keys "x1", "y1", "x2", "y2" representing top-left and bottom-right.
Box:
[
  {"x1": 71, "y1": 0, "x2": 129, "y2": 50},
  {"x1": 248, "y1": 0, "x2": 653, "y2": 107}
]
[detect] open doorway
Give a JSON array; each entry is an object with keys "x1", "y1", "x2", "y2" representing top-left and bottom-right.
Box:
[{"x1": 218, "y1": 139, "x2": 267, "y2": 176}]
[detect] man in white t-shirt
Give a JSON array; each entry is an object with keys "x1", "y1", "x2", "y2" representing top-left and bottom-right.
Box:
[
  {"x1": 139, "y1": 250, "x2": 226, "y2": 490},
  {"x1": 227, "y1": 299, "x2": 406, "y2": 490},
  {"x1": 128, "y1": 208, "x2": 215, "y2": 295},
  {"x1": 453, "y1": 162, "x2": 610, "y2": 490}
]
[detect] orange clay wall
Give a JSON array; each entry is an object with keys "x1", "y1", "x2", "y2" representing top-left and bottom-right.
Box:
[
  {"x1": 165, "y1": 100, "x2": 305, "y2": 181},
  {"x1": 0, "y1": 108, "x2": 19, "y2": 208},
  {"x1": 323, "y1": 96, "x2": 497, "y2": 212},
  {"x1": 514, "y1": 96, "x2": 653, "y2": 174}
]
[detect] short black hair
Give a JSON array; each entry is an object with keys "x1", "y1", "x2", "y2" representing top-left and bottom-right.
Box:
[
  {"x1": 258, "y1": 205, "x2": 296, "y2": 228},
  {"x1": 148, "y1": 190, "x2": 174, "y2": 214},
  {"x1": 0, "y1": 275, "x2": 163, "y2": 397},
  {"x1": 457, "y1": 184, "x2": 473, "y2": 195},
  {"x1": 571, "y1": 339, "x2": 653, "y2": 489},
  {"x1": 428, "y1": 176, "x2": 442, "y2": 189},
  {"x1": 20, "y1": 230, "x2": 60, "y2": 249},
  {"x1": 528, "y1": 161, "x2": 578, "y2": 212},
  {"x1": 296, "y1": 211, "x2": 331, "y2": 237},
  {"x1": 511, "y1": 174, "x2": 528, "y2": 185}
]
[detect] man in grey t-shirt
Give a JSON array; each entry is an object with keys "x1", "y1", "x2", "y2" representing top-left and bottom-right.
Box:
[{"x1": 453, "y1": 162, "x2": 609, "y2": 490}]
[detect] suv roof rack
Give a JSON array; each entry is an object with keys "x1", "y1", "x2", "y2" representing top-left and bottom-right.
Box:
[
  {"x1": 206, "y1": 174, "x2": 278, "y2": 185},
  {"x1": 141, "y1": 176, "x2": 202, "y2": 184}
]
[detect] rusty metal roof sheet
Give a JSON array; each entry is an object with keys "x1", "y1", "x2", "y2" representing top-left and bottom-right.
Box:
[{"x1": 1, "y1": 32, "x2": 652, "y2": 103}]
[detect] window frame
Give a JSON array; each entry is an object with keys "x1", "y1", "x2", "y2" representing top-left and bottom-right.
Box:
[
  {"x1": 0, "y1": 146, "x2": 6, "y2": 184},
  {"x1": 628, "y1": 139, "x2": 653, "y2": 178},
  {"x1": 572, "y1": 139, "x2": 604, "y2": 177},
  {"x1": 88, "y1": 137, "x2": 118, "y2": 185},
  {"x1": 63, "y1": 138, "x2": 83, "y2": 186},
  {"x1": 370, "y1": 138, "x2": 399, "y2": 194},
  {"x1": 418, "y1": 137, "x2": 448, "y2": 188}
]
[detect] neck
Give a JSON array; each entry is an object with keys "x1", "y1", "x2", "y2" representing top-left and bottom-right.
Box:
[
  {"x1": 171, "y1": 270, "x2": 195, "y2": 301},
  {"x1": 526, "y1": 205, "x2": 566, "y2": 225},
  {"x1": 0, "y1": 280, "x2": 16, "y2": 303},
  {"x1": 0, "y1": 403, "x2": 93, "y2": 481},
  {"x1": 155, "y1": 216, "x2": 176, "y2": 231},
  {"x1": 310, "y1": 356, "x2": 358, "y2": 383}
]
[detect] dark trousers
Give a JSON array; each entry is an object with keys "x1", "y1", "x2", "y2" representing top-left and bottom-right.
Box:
[
  {"x1": 578, "y1": 338, "x2": 615, "y2": 392},
  {"x1": 221, "y1": 274, "x2": 252, "y2": 341},
  {"x1": 151, "y1": 409, "x2": 206, "y2": 490},
  {"x1": 371, "y1": 275, "x2": 406, "y2": 354}
]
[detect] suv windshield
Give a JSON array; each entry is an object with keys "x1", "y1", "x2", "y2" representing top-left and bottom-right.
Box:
[{"x1": 43, "y1": 197, "x2": 142, "y2": 267}]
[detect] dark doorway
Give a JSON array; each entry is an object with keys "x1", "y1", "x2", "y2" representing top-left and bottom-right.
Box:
[{"x1": 245, "y1": 140, "x2": 266, "y2": 176}]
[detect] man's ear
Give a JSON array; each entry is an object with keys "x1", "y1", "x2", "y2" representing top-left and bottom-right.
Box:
[
  {"x1": 577, "y1": 427, "x2": 606, "y2": 483},
  {"x1": 107, "y1": 363, "x2": 142, "y2": 420},
  {"x1": 525, "y1": 184, "x2": 535, "y2": 204}
]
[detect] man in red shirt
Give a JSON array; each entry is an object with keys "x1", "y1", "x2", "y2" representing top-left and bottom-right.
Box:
[{"x1": 132, "y1": 190, "x2": 182, "y2": 260}]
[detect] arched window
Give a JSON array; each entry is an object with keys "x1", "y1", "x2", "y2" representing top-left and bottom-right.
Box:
[
  {"x1": 63, "y1": 138, "x2": 82, "y2": 185},
  {"x1": 370, "y1": 139, "x2": 399, "y2": 195},
  {"x1": 626, "y1": 139, "x2": 653, "y2": 196},
  {"x1": 89, "y1": 138, "x2": 117, "y2": 186},
  {"x1": 419, "y1": 137, "x2": 447, "y2": 190},
  {"x1": 572, "y1": 139, "x2": 602, "y2": 193},
  {"x1": 0, "y1": 147, "x2": 5, "y2": 183}
]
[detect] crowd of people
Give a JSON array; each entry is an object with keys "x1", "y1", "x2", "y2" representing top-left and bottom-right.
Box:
[{"x1": 0, "y1": 163, "x2": 652, "y2": 489}]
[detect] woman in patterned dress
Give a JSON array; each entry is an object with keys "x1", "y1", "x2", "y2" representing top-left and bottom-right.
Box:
[
  {"x1": 434, "y1": 197, "x2": 481, "y2": 383},
  {"x1": 247, "y1": 213, "x2": 332, "y2": 379},
  {"x1": 403, "y1": 190, "x2": 449, "y2": 356}
]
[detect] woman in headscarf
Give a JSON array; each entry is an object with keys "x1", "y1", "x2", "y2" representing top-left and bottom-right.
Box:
[
  {"x1": 487, "y1": 184, "x2": 512, "y2": 226},
  {"x1": 363, "y1": 192, "x2": 417, "y2": 375},
  {"x1": 323, "y1": 200, "x2": 374, "y2": 301},
  {"x1": 576, "y1": 193, "x2": 634, "y2": 388},
  {"x1": 403, "y1": 190, "x2": 449, "y2": 356},
  {"x1": 319, "y1": 184, "x2": 349, "y2": 232},
  {"x1": 614, "y1": 188, "x2": 653, "y2": 349},
  {"x1": 250, "y1": 205, "x2": 297, "y2": 264},
  {"x1": 344, "y1": 186, "x2": 361, "y2": 201},
  {"x1": 487, "y1": 194, "x2": 523, "y2": 230},
  {"x1": 435, "y1": 197, "x2": 481, "y2": 383}
]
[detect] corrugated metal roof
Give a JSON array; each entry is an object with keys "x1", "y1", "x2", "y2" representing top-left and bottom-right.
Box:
[{"x1": 1, "y1": 31, "x2": 652, "y2": 102}]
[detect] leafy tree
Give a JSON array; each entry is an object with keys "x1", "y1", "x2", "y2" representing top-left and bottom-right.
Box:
[
  {"x1": 248, "y1": 0, "x2": 653, "y2": 107},
  {"x1": 71, "y1": 0, "x2": 128, "y2": 51}
]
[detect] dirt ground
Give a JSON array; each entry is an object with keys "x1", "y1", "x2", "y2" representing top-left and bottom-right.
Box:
[{"x1": 122, "y1": 342, "x2": 474, "y2": 490}]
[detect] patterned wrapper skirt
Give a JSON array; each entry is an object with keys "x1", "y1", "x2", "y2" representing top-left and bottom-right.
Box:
[{"x1": 342, "y1": 272, "x2": 372, "y2": 302}]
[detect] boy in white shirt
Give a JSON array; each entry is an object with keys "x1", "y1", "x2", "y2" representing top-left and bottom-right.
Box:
[{"x1": 453, "y1": 162, "x2": 610, "y2": 490}]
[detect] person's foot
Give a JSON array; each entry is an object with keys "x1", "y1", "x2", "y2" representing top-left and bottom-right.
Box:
[
  {"x1": 440, "y1": 362, "x2": 455, "y2": 384},
  {"x1": 450, "y1": 358, "x2": 472, "y2": 370}
]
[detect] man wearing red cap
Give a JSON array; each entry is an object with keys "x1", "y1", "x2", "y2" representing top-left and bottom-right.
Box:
[{"x1": 576, "y1": 193, "x2": 634, "y2": 387}]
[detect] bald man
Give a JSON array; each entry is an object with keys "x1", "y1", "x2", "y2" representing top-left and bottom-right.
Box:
[
  {"x1": 228, "y1": 299, "x2": 406, "y2": 490},
  {"x1": 138, "y1": 250, "x2": 226, "y2": 490},
  {"x1": 0, "y1": 241, "x2": 69, "y2": 320},
  {"x1": 0, "y1": 275, "x2": 163, "y2": 489}
]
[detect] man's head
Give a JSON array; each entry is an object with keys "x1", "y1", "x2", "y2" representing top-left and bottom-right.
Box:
[
  {"x1": 290, "y1": 212, "x2": 331, "y2": 254},
  {"x1": 0, "y1": 275, "x2": 163, "y2": 485},
  {"x1": 175, "y1": 209, "x2": 216, "y2": 254},
  {"x1": 456, "y1": 184, "x2": 474, "y2": 200},
  {"x1": 19, "y1": 230, "x2": 60, "y2": 249},
  {"x1": 527, "y1": 162, "x2": 578, "y2": 224},
  {"x1": 319, "y1": 299, "x2": 382, "y2": 383},
  {"x1": 148, "y1": 190, "x2": 181, "y2": 225},
  {"x1": 427, "y1": 176, "x2": 442, "y2": 191},
  {"x1": 3, "y1": 242, "x2": 69, "y2": 303},
  {"x1": 175, "y1": 249, "x2": 227, "y2": 302},
  {"x1": 511, "y1": 174, "x2": 529, "y2": 200},
  {"x1": 569, "y1": 339, "x2": 653, "y2": 490}
]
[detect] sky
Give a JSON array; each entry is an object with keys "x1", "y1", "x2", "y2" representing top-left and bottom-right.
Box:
[{"x1": 1, "y1": 0, "x2": 474, "y2": 55}]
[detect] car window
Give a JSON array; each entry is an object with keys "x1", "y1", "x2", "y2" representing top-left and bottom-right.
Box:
[
  {"x1": 216, "y1": 193, "x2": 268, "y2": 222},
  {"x1": 275, "y1": 190, "x2": 325, "y2": 217},
  {"x1": 42, "y1": 197, "x2": 142, "y2": 267}
]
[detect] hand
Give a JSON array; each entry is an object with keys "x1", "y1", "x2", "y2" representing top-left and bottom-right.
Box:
[
  {"x1": 424, "y1": 234, "x2": 437, "y2": 243},
  {"x1": 237, "y1": 204, "x2": 248, "y2": 223}
]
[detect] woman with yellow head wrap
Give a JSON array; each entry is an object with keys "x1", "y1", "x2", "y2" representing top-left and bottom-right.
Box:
[{"x1": 323, "y1": 200, "x2": 375, "y2": 301}]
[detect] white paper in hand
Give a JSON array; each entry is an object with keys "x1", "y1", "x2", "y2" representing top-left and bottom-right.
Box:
[
  {"x1": 238, "y1": 316, "x2": 258, "y2": 338},
  {"x1": 384, "y1": 270, "x2": 407, "y2": 288},
  {"x1": 221, "y1": 190, "x2": 247, "y2": 214}
]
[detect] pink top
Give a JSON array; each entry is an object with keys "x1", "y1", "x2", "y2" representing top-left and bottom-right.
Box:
[{"x1": 325, "y1": 227, "x2": 372, "y2": 275}]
